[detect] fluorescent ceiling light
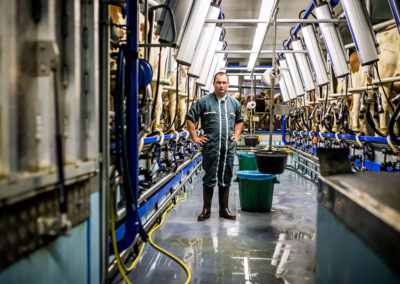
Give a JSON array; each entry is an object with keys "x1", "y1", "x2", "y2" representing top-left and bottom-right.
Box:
[{"x1": 247, "y1": 0, "x2": 276, "y2": 70}]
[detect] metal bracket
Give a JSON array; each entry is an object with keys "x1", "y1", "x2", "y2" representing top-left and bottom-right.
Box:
[{"x1": 35, "y1": 41, "x2": 60, "y2": 76}]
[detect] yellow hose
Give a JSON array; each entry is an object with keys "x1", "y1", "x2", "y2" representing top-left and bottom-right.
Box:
[
  {"x1": 110, "y1": 192, "x2": 135, "y2": 284},
  {"x1": 110, "y1": 190, "x2": 190, "y2": 284},
  {"x1": 147, "y1": 190, "x2": 191, "y2": 284}
]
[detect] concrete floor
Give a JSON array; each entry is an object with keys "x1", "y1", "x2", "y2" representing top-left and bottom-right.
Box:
[{"x1": 126, "y1": 169, "x2": 317, "y2": 284}]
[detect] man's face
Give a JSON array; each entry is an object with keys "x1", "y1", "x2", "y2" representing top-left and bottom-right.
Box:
[{"x1": 213, "y1": 74, "x2": 229, "y2": 97}]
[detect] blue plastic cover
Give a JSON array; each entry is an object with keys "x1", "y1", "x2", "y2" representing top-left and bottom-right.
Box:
[
  {"x1": 237, "y1": 170, "x2": 276, "y2": 180},
  {"x1": 237, "y1": 152, "x2": 255, "y2": 157}
]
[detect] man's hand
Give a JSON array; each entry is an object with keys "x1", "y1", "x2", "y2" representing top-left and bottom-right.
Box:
[
  {"x1": 194, "y1": 134, "x2": 208, "y2": 146},
  {"x1": 232, "y1": 133, "x2": 240, "y2": 143}
]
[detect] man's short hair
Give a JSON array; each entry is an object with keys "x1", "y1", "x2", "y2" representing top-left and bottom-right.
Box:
[{"x1": 213, "y1": 72, "x2": 229, "y2": 83}]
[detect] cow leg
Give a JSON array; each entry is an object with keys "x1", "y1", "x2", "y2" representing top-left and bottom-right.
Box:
[
  {"x1": 178, "y1": 95, "x2": 187, "y2": 129},
  {"x1": 168, "y1": 91, "x2": 177, "y2": 131},
  {"x1": 378, "y1": 84, "x2": 392, "y2": 136},
  {"x1": 151, "y1": 82, "x2": 164, "y2": 132}
]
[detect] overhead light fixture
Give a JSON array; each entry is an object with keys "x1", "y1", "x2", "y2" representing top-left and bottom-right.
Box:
[
  {"x1": 284, "y1": 52, "x2": 305, "y2": 96},
  {"x1": 156, "y1": 0, "x2": 194, "y2": 46},
  {"x1": 278, "y1": 77, "x2": 291, "y2": 103},
  {"x1": 291, "y1": 38, "x2": 316, "y2": 92},
  {"x1": 207, "y1": 54, "x2": 226, "y2": 92},
  {"x1": 188, "y1": 6, "x2": 220, "y2": 78},
  {"x1": 204, "y1": 52, "x2": 222, "y2": 92},
  {"x1": 314, "y1": 1, "x2": 349, "y2": 78},
  {"x1": 279, "y1": 59, "x2": 297, "y2": 100},
  {"x1": 301, "y1": 24, "x2": 330, "y2": 86},
  {"x1": 341, "y1": 0, "x2": 379, "y2": 66},
  {"x1": 388, "y1": 0, "x2": 400, "y2": 34},
  {"x1": 177, "y1": 0, "x2": 212, "y2": 66},
  {"x1": 197, "y1": 36, "x2": 223, "y2": 86},
  {"x1": 247, "y1": 0, "x2": 277, "y2": 70}
]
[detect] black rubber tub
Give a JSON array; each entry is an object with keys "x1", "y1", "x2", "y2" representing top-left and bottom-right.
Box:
[
  {"x1": 244, "y1": 135, "x2": 259, "y2": 147},
  {"x1": 254, "y1": 150, "x2": 288, "y2": 174}
]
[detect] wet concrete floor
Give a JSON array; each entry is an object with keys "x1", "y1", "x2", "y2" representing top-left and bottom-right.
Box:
[{"x1": 126, "y1": 169, "x2": 317, "y2": 284}]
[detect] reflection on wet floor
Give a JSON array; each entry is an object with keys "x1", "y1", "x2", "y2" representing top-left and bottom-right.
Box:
[{"x1": 126, "y1": 170, "x2": 317, "y2": 284}]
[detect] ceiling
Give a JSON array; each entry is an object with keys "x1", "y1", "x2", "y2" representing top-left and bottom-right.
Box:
[
  {"x1": 220, "y1": 0, "x2": 394, "y2": 67},
  {"x1": 221, "y1": 0, "x2": 313, "y2": 66}
]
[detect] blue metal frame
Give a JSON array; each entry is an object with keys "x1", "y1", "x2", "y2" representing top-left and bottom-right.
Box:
[
  {"x1": 287, "y1": 131, "x2": 392, "y2": 143},
  {"x1": 110, "y1": 0, "x2": 144, "y2": 253},
  {"x1": 388, "y1": 0, "x2": 400, "y2": 34},
  {"x1": 275, "y1": 1, "x2": 315, "y2": 62},
  {"x1": 287, "y1": 1, "x2": 315, "y2": 46}
]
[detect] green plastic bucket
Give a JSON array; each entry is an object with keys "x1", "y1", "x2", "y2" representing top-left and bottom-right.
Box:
[
  {"x1": 237, "y1": 170, "x2": 279, "y2": 212},
  {"x1": 237, "y1": 152, "x2": 258, "y2": 171}
]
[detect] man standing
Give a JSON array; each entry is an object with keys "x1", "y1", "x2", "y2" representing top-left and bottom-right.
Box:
[{"x1": 186, "y1": 72, "x2": 244, "y2": 221}]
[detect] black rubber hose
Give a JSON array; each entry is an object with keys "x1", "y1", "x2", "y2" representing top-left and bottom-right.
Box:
[
  {"x1": 366, "y1": 103, "x2": 386, "y2": 137},
  {"x1": 300, "y1": 108, "x2": 310, "y2": 132},
  {"x1": 53, "y1": 69, "x2": 67, "y2": 214},
  {"x1": 374, "y1": 62, "x2": 395, "y2": 111},
  {"x1": 151, "y1": 46, "x2": 162, "y2": 117},
  {"x1": 388, "y1": 103, "x2": 400, "y2": 145},
  {"x1": 114, "y1": 46, "x2": 125, "y2": 176}
]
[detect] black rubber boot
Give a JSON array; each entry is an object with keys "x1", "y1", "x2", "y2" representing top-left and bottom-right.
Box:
[
  {"x1": 197, "y1": 185, "x2": 214, "y2": 221},
  {"x1": 219, "y1": 186, "x2": 236, "y2": 220}
]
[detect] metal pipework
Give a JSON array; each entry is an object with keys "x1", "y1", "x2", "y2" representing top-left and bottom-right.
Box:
[
  {"x1": 288, "y1": 131, "x2": 394, "y2": 143},
  {"x1": 331, "y1": 76, "x2": 400, "y2": 94},
  {"x1": 215, "y1": 49, "x2": 308, "y2": 54},
  {"x1": 204, "y1": 18, "x2": 346, "y2": 25},
  {"x1": 269, "y1": 8, "x2": 279, "y2": 150},
  {"x1": 293, "y1": 159, "x2": 320, "y2": 175}
]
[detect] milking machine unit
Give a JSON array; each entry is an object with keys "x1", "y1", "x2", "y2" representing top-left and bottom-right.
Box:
[{"x1": 275, "y1": 0, "x2": 400, "y2": 181}]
